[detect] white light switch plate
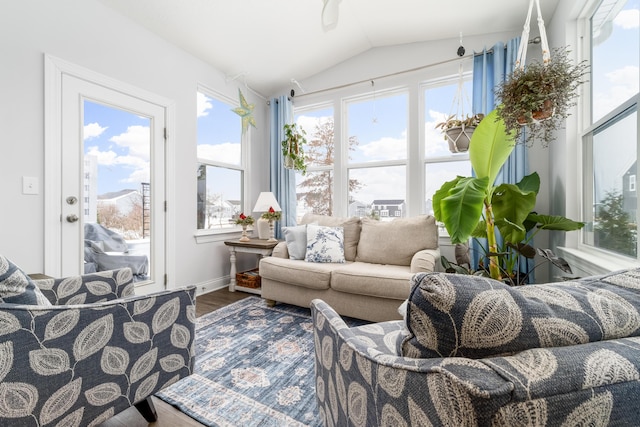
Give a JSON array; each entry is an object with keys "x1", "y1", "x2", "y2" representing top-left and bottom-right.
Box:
[{"x1": 22, "y1": 176, "x2": 39, "y2": 195}]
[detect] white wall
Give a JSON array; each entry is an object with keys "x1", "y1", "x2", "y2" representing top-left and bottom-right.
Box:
[{"x1": 0, "y1": 0, "x2": 269, "y2": 290}]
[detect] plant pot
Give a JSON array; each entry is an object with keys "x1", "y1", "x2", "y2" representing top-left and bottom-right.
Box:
[
  {"x1": 517, "y1": 100, "x2": 555, "y2": 125},
  {"x1": 445, "y1": 126, "x2": 476, "y2": 153},
  {"x1": 283, "y1": 155, "x2": 295, "y2": 169}
]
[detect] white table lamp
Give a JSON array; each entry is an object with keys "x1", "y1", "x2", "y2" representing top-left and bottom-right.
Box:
[{"x1": 253, "y1": 192, "x2": 282, "y2": 241}]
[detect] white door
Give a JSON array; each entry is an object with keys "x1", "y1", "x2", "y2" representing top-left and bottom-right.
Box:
[{"x1": 56, "y1": 73, "x2": 166, "y2": 287}]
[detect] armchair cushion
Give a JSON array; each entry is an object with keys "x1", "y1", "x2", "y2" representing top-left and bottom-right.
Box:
[
  {"x1": 0, "y1": 255, "x2": 51, "y2": 306},
  {"x1": 401, "y1": 270, "x2": 640, "y2": 359}
]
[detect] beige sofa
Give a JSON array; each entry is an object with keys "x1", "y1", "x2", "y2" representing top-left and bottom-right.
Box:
[{"x1": 259, "y1": 213, "x2": 439, "y2": 322}]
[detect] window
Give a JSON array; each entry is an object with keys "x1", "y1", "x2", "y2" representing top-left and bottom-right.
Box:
[
  {"x1": 346, "y1": 90, "x2": 408, "y2": 220},
  {"x1": 582, "y1": 0, "x2": 639, "y2": 259},
  {"x1": 423, "y1": 75, "x2": 472, "y2": 215},
  {"x1": 196, "y1": 90, "x2": 244, "y2": 230},
  {"x1": 294, "y1": 105, "x2": 334, "y2": 221}
]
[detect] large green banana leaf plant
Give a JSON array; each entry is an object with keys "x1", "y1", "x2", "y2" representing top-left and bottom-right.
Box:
[{"x1": 432, "y1": 109, "x2": 584, "y2": 282}]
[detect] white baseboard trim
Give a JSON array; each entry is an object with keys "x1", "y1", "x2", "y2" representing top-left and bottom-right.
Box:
[{"x1": 193, "y1": 275, "x2": 230, "y2": 296}]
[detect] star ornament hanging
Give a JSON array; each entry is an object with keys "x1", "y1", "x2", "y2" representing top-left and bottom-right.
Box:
[{"x1": 231, "y1": 89, "x2": 256, "y2": 134}]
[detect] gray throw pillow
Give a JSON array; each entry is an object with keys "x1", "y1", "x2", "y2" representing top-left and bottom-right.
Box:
[
  {"x1": 0, "y1": 255, "x2": 52, "y2": 306},
  {"x1": 402, "y1": 269, "x2": 640, "y2": 359},
  {"x1": 282, "y1": 224, "x2": 309, "y2": 260}
]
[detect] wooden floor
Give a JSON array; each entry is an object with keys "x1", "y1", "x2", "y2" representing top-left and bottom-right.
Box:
[{"x1": 100, "y1": 288, "x2": 251, "y2": 427}]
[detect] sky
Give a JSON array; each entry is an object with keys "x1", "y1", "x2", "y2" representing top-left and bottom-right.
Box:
[
  {"x1": 82, "y1": 1, "x2": 639, "y2": 214},
  {"x1": 83, "y1": 101, "x2": 151, "y2": 196}
]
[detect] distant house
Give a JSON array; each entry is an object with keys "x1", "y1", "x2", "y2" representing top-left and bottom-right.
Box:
[
  {"x1": 371, "y1": 199, "x2": 406, "y2": 220},
  {"x1": 97, "y1": 189, "x2": 142, "y2": 215},
  {"x1": 348, "y1": 200, "x2": 369, "y2": 218}
]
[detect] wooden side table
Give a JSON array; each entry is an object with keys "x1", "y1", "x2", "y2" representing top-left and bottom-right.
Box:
[{"x1": 224, "y1": 239, "x2": 279, "y2": 294}]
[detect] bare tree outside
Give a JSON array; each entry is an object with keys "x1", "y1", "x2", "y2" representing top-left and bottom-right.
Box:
[
  {"x1": 96, "y1": 194, "x2": 144, "y2": 239},
  {"x1": 297, "y1": 118, "x2": 363, "y2": 215}
]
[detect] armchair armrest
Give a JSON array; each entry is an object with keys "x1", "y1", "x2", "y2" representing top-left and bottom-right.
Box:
[
  {"x1": 410, "y1": 248, "x2": 440, "y2": 273},
  {"x1": 33, "y1": 268, "x2": 134, "y2": 305},
  {"x1": 310, "y1": 299, "x2": 512, "y2": 426},
  {"x1": 271, "y1": 241, "x2": 289, "y2": 259},
  {"x1": 0, "y1": 285, "x2": 195, "y2": 426}
]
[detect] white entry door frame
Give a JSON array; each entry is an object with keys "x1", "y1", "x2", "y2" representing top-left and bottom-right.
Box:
[{"x1": 44, "y1": 55, "x2": 175, "y2": 293}]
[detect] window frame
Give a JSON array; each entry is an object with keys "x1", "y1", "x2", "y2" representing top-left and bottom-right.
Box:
[
  {"x1": 194, "y1": 85, "x2": 249, "y2": 240},
  {"x1": 293, "y1": 102, "x2": 336, "y2": 221},
  {"x1": 342, "y1": 87, "x2": 410, "y2": 219},
  {"x1": 570, "y1": 0, "x2": 640, "y2": 272}
]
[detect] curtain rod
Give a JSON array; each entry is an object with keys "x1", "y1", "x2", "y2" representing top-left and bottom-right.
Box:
[
  {"x1": 293, "y1": 53, "x2": 475, "y2": 98},
  {"x1": 293, "y1": 37, "x2": 540, "y2": 99}
]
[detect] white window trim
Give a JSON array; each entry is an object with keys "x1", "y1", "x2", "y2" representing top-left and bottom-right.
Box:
[
  {"x1": 569, "y1": 1, "x2": 640, "y2": 272},
  {"x1": 194, "y1": 85, "x2": 249, "y2": 241}
]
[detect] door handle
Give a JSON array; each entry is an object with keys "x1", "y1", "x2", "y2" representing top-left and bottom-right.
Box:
[{"x1": 66, "y1": 214, "x2": 79, "y2": 223}]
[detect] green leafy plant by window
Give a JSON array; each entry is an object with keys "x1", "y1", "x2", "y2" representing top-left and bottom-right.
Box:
[{"x1": 432, "y1": 109, "x2": 584, "y2": 283}]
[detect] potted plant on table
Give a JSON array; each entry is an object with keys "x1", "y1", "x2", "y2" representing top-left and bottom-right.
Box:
[
  {"x1": 436, "y1": 113, "x2": 484, "y2": 153},
  {"x1": 495, "y1": 47, "x2": 589, "y2": 147},
  {"x1": 432, "y1": 109, "x2": 584, "y2": 285},
  {"x1": 282, "y1": 123, "x2": 307, "y2": 175},
  {"x1": 235, "y1": 213, "x2": 254, "y2": 242},
  {"x1": 261, "y1": 207, "x2": 282, "y2": 242}
]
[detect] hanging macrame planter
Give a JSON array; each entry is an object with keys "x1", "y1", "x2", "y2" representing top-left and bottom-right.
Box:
[
  {"x1": 514, "y1": 0, "x2": 554, "y2": 125},
  {"x1": 436, "y1": 44, "x2": 483, "y2": 153}
]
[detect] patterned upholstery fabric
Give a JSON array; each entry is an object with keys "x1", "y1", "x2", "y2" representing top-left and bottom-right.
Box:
[
  {"x1": 402, "y1": 269, "x2": 640, "y2": 359},
  {"x1": 0, "y1": 255, "x2": 51, "y2": 306},
  {"x1": 0, "y1": 267, "x2": 196, "y2": 426},
  {"x1": 312, "y1": 295, "x2": 640, "y2": 426}
]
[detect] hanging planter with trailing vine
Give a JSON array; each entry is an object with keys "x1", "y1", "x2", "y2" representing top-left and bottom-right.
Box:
[
  {"x1": 495, "y1": 0, "x2": 588, "y2": 146},
  {"x1": 282, "y1": 123, "x2": 307, "y2": 175}
]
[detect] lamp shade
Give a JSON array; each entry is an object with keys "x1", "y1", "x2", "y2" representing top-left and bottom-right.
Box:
[{"x1": 253, "y1": 192, "x2": 281, "y2": 213}]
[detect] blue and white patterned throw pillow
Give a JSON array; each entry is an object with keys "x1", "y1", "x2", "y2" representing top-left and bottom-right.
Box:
[
  {"x1": 305, "y1": 225, "x2": 345, "y2": 263},
  {"x1": 0, "y1": 255, "x2": 52, "y2": 305}
]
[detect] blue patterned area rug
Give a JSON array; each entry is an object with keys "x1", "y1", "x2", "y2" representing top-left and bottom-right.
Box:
[{"x1": 156, "y1": 296, "x2": 364, "y2": 426}]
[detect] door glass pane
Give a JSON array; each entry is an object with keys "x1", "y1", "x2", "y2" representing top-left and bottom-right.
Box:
[{"x1": 83, "y1": 100, "x2": 151, "y2": 281}]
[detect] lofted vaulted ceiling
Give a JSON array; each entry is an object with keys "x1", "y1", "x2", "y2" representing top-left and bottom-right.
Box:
[{"x1": 99, "y1": 0, "x2": 561, "y2": 96}]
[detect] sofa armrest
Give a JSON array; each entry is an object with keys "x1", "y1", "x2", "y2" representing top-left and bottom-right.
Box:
[
  {"x1": 271, "y1": 241, "x2": 289, "y2": 259},
  {"x1": 0, "y1": 285, "x2": 196, "y2": 426},
  {"x1": 410, "y1": 248, "x2": 440, "y2": 273},
  {"x1": 33, "y1": 268, "x2": 134, "y2": 305}
]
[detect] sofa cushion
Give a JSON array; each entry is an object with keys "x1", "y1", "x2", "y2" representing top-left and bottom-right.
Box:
[
  {"x1": 301, "y1": 214, "x2": 360, "y2": 261},
  {"x1": 356, "y1": 215, "x2": 438, "y2": 266},
  {"x1": 0, "y1": 255, "x2": 52, "y2": 306},
  {"x1": 305, "y1": 225, "x2": 345, "y2": 263},
  {"x1": 331, "y1": 262, "x2": 413, "y2": 300},
  {"x1": 259, "y1": 257, "x2": 335, "y2": 290},
  {"x1": 282, "y1": 224, "x2": 310, "y2": 260},
  {"x1": 402, "y1": 269, "x2": 640, "y2": 359}
]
